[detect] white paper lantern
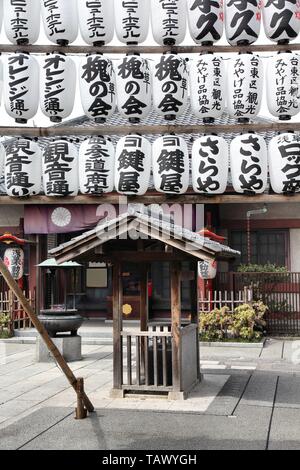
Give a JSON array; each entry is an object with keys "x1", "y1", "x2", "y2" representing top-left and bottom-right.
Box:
[
  {"x1": 192, "y1": 135, "x2": 228, "y2": 194},
  {"x1": 43, "y1": 140, "x2": 79, "y2": 197},
  {"x1": 187, "y1": 0, "x2": 224, "y2": 45},
  {"x1": 269, "y1": 132, "x2": 300, "y2": 194},
  {"x1": 266, "y1": 53, "x2": 300, "y2": 121},
  {"x1": 151, "y1": 0, "x2": 187, "y2": 46},
  {"x1": 263, "y1": 0, "x2": 300, "y2": 44},
  {"x1": 4, "y1": 0, "x2": 40, "y2": 45},
  {"x1": 114, "y1": 0, "x2": 149, "y2": 45},
  {"x1": 40, "y1": 53, "x2": 76, "y2": 123},
  {"x1": 198, "y1": 259, "x2": 217, "y2": 279},
  {"x1": 116, "y1": 55, "x2": 151, "y2": 123},
  {"x1": 190, "y1": 54, "x2": 225, "y2": 122},
  {"x1": 225, "y1": 0, "x2": 261, "y2": 46},
  {"x1": 41, "y1": 0, "x2": 78, "y2": 46},
  {"x1": 227, "y1": 53, "x2": 263, "y2": 122},
  {"x1": 153, "y1": 54, "x2": 189, "y2": 121},
  {"x1": 79, "y1": 136, "x2": 115, "y2": 195},
  {"x1": 78, "y1": 0, "x2": 114, "y2": 46},
  {"x1": 0, "y1": 58, "x2": 3, "y2": 107},
  {"x1": 4, "y1": 247, "x2": 24, "y2": 280},
  {"x1": 5, "y1": 138, "x2": 42, "y2": 197},
  {"x1": 230, "y1": 134, "x2": 268, "y2": 194},
  {"x1": 153, "y1": 135, "x2": 189, "y2": 195},
  {"x1": 3, "y1": 53, "x2": 39, "y2": 124},
  {"x1": 0, "y1": 0, "x2": 2, "y2": 34},
  {"x1": 79, "y1": 54, "x2": 116, "y2": 123},
  {"x1": 0, "y1": 142, "x2": 5, "y2": 180},
  {"x1": 115, "y1": 135, "x2": 151, "y2": 196}
]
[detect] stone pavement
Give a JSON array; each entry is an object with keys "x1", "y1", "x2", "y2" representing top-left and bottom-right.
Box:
[{"x1": 0, "y1": 338, "x2": 300, "y2": 450}]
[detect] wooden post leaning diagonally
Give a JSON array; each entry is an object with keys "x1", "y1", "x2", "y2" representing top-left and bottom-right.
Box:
[{"x1": 0, "y1": 259, "x2": 94, "y2": 419}]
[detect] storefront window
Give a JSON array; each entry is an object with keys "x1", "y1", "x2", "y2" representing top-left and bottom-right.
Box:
[{"x1": 230, "y1": 230, "x2": 288, "y2": 269}]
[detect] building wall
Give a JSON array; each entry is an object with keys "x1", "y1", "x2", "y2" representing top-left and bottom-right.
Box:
[
  {"x1": 220, "y1": 203, "x2": 300, "y2": 223},
  {"x1": 218, "y1": 203, "x2": 300, "y2": 273},
  {"x1": 290, "y1": 229, "x2": 300, "y2": 272},
  {"x1": 0, "y1": 205, "x2": 24, "y2": 229}
]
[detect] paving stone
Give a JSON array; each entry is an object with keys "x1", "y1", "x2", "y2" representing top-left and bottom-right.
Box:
[
  {"x1": 205, "y1": 374, "x2": 250, "y2": 416},
  {"x1": 268, "y1": 407, "x2": 300, "y2": 450},
  {"x1": 5, "y1": 406, "x2": 271, "y2": 451},
  {"x1": 238, "y1": 373, "x2": 277, "y2": 408},
  {"x1": 275, "y1": 375, "x2": 300, "y2": 409},
  {"x1": 0, "y1": 407, "x2": 73, "y2": 450}
]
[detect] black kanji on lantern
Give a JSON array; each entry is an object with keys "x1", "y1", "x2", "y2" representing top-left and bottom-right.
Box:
[
  {"x1": 190, "y1": 0, "x2": 221, "y2": 41},
  {"x1": 266, "y1": 0, "x2": 298, "y2": 40},
  {"x1": 238, "y1": 135, "x2": 264, "y2": 192},
  {"x1": 228, "y1": 0, "x2": 258, "y2": 42}
]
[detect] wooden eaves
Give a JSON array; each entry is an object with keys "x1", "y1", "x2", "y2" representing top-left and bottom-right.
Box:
[{"x1": 1, "y1": 193, "x2": 300, "y2": 205}]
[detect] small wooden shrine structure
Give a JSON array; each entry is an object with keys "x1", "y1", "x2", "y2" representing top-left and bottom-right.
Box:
[{"x1": 50, "y1": 206, "x2": 239, "y2": 399}]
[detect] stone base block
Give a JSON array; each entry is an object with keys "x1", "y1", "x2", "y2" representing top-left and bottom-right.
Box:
[
  {"x1": 110, "y1": 389, "x2": 125, "y2": 399},
  {"x1": 36, "y1": 335, "x2": 82, "y2": 363}
]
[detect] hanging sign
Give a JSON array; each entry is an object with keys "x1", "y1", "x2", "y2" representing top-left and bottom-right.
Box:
[
  {"x1": 43, "y1": 140, "x2": 79, "y2": 197},
  {"x1": 4, "y1": 247, "x2": 24, "y2": 280},
  {"x1": 227, "y1": 53, "x2": 263, "y2": 122},
  {"x1": 79, "y1": 136, "x2": 115, "y2": 195},
  {"x1": 115, "y1": 135, "x2": 151, "y2": 196},
  {"x1": 198, "y1": 260, "x2": 217, "y2": 279},
  {"x1": 78, "y1": 0, "x2": 114, "y2": 46},
  {"x1": 41, "y1": 0, "x2": 78, "y2": 46},
  {"x1": 153, "y1": 54, "x2": 189, "y2": 121},
  {"x1": 190, "y1": 54, "x2": 225, "y2": 122},
  {"x1": 151, "y1": 0, "x2": 187, "y2": 46},
  {"x1": 3, "y1": 53, "x2": 39, "y2": 124},
  {"x1": 225, "y1": 0, "x2": 261, "y2": 46},
  {"x1": 153, "y1": 135, "x2": 189, "y2": 195},
  {"x1": 266, "y1": 53, "x2": 300, "y2": 120},
  {"x1": 4, "y1": 0, "x2": 40, "y2": 45},
  {"x1": 5, "y1": 139, "x2": 42, "y2": 197},
  {"x1": 269, "y1": 132, "x2": 300, "y2": 194},
  {"x1": 116, "y1": 55, "x2": 151, "y2": 123},
  {"x1": 114, "y1": 0, "x2": 149, "y2": 45},
  {"x1": 192, "y1": 135, "x2": 228, "y2": 194},
  {"x1": 230, "y1": 133, "x2": 268, "y2": 194},
  {"x1": 79, "y1": 54, "x2": 116, "y2": 123},
  {"x1": 40, "y1": 53, "x2": 76, "y2": 123},
  {"x1": 187, "y1": 0, "x2": 224, "y2": 45},
  {"x1": 263, "y1": 0, "x2": 300, "y2": 44}
]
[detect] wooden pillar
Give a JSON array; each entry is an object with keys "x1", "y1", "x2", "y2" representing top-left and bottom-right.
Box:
[
  {"x1": 171, "y1": 261, "x2": 182, "y2": 392},
  {"x1": 140, "y1": 264, "x2": 149, "y2": 381},
  {"x1": 35, "y1": 235, "x2": 41, "y2": 314},
  {"x1": 113, "y1": 261, "x2": 123, "y2": 390},
  {"x1": 191, "y1": 261, "x2": 201, "y2": 380},
  {"x1": 140, "y1": 264, "x2": 149, "y2": 332}
]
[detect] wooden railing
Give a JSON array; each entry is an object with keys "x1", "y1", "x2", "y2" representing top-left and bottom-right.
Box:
[
  {"x1": 214, "y1": 272, "x2": 300, "y2": 335},
  {"x1": 0, "y1": 290, "x2": 35, "y2": 333},
  {"x1": 121, "y1": 326, "x2": 173, "y2": 392},
  {"x1": 199, "y1": 288, "x2": 253, "y2": 314}
]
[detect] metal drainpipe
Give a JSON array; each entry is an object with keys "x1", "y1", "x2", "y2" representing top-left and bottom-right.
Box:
[{"x1": 246, "y1": 206, "x2": 268, "y2": 264}]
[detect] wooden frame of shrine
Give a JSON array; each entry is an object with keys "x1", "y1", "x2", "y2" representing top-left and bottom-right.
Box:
[{"x1": 49, "y1": 206, "x2": 239, "y2": 399}]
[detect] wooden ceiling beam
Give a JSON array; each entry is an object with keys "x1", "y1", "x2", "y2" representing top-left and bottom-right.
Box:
[
  {"x1": 0, "y1": 43, "x2": 299, "y2": 54},
  {"x1": 1, "y1": 121, "x2": 300, "y2": 138},
  {"x1": 2, "y1": 193, "x2": 300, "y2": 205}
]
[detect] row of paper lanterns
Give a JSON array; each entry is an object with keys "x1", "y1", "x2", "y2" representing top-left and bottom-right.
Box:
[
  {"x1": 0, "y1": 132, "x2": 299, "y2": 198},
  {"x1": 0, "y1": 51, "x2": 299, "y2": 124},
  {"x1": 0, "y1": 0, "x2": 299, "y2": 47}
]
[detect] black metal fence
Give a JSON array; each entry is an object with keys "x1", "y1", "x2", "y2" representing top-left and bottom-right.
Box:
[{"x1": 215, "y1": 272, "x2": 300, "y2": 335}]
